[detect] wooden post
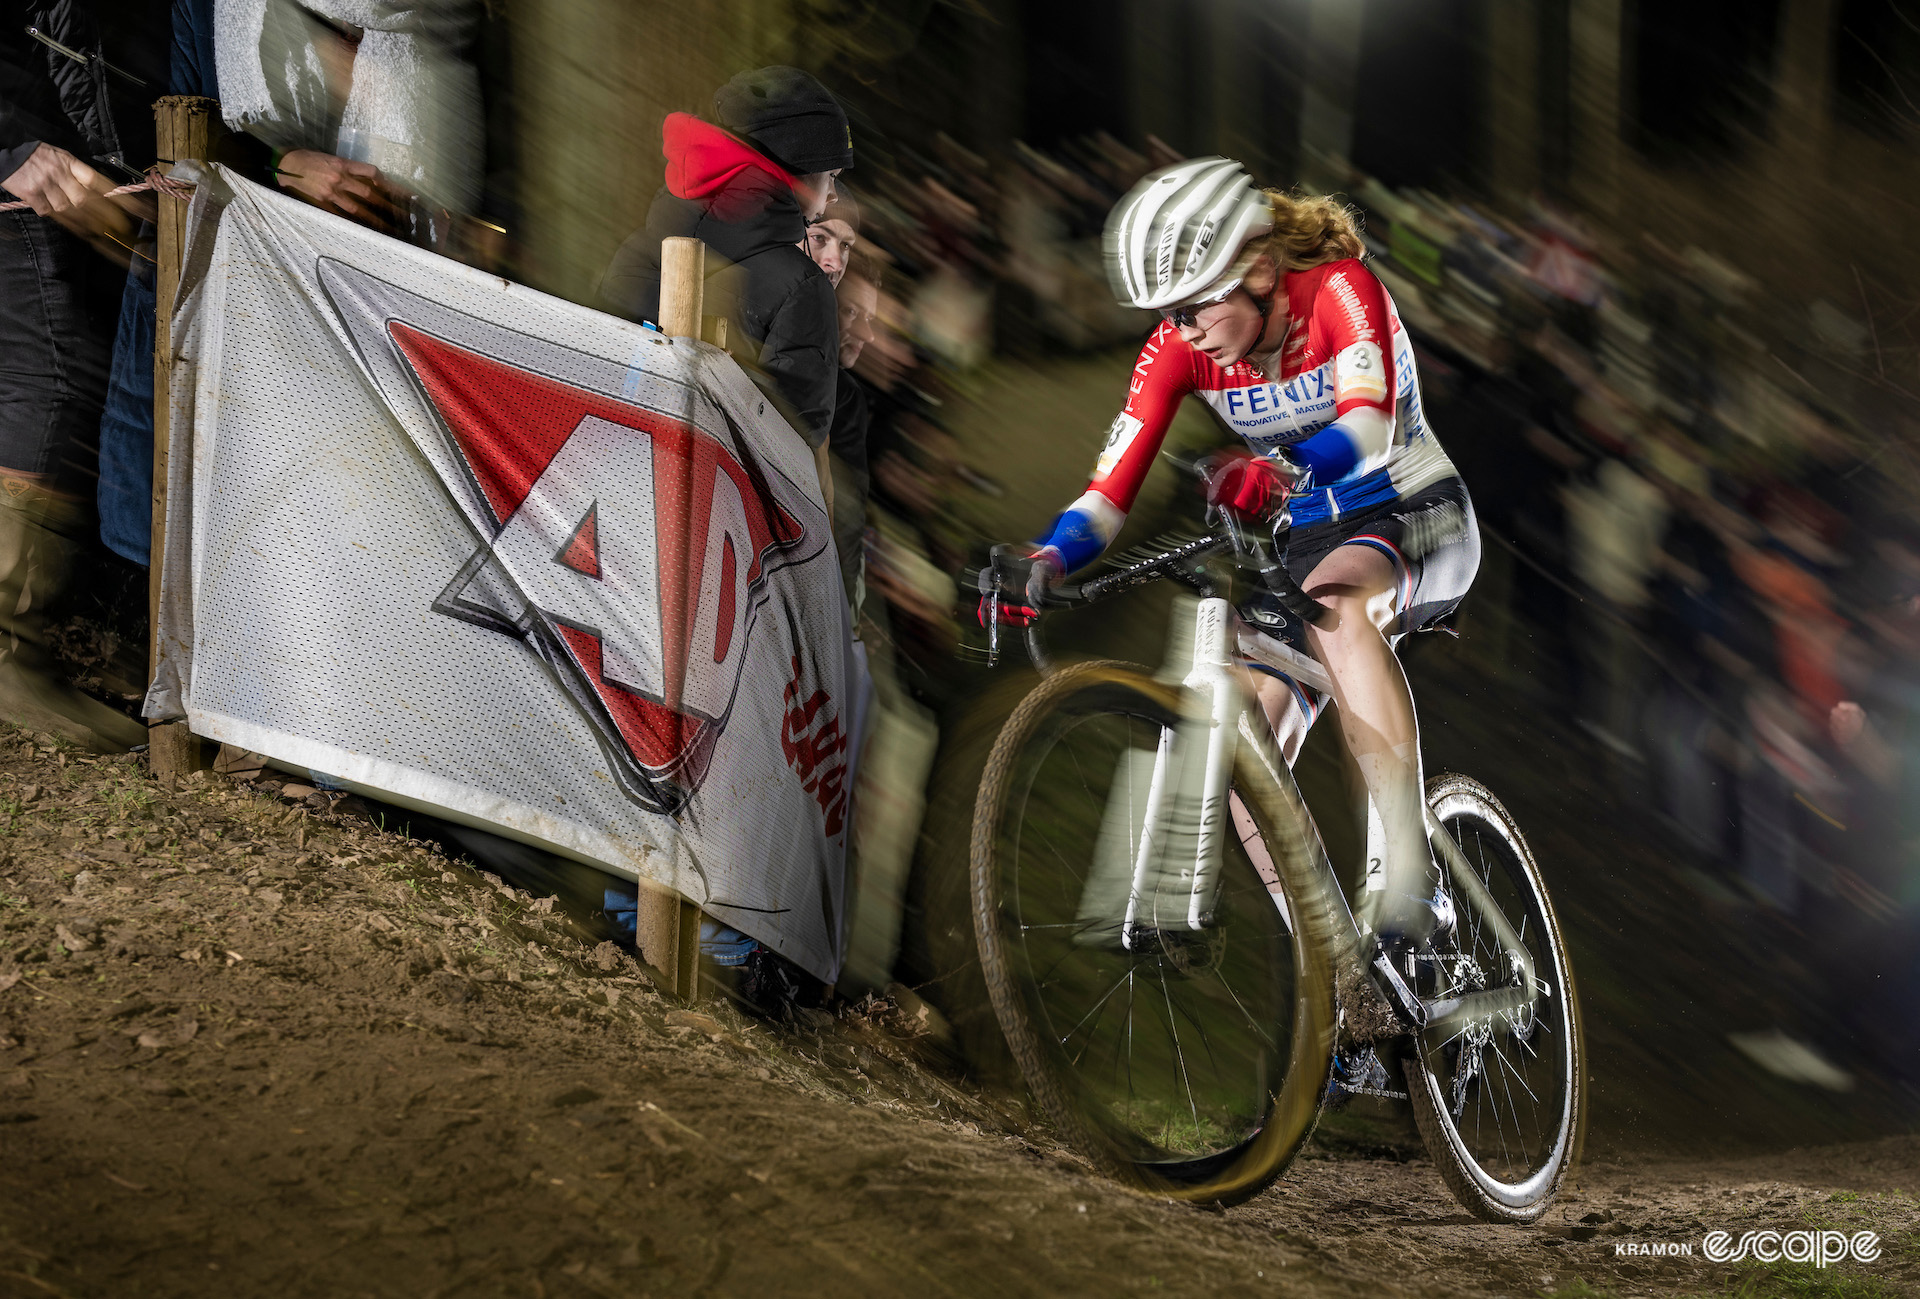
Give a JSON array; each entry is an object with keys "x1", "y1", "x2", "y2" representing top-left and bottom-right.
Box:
[
  {"x1": 643, "y1": 236, "x2": 708, "y2": 999},
  {"x1": 657, "y1": 236, "x2": 704, "y2": 339},
  {"x1": 149, "y1": 96, "x2": 219, "y2": 780}
]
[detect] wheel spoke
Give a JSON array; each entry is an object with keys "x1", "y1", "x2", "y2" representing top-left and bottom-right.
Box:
[
  {"x1": 1217, "y1": 968, "x2": 1278, "y2": 1052},
  {"x1": 983, "y1": 676, "x2": 1334, "y2": 1193},
  {"x1": 1057, "y1": 964, "x2": 1140, "y2": 1048},
  {"x1": 1158, "y1": 965, "x2": 1204, "y2": 1149}
]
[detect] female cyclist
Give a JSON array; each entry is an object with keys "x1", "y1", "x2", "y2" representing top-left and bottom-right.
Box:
[{"x1": 1027, "y1": 157, "x2": 1481, "y2": 950}]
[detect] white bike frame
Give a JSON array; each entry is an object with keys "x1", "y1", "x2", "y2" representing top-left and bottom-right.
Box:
[
  {"x1": 1120, "y1": 595, "x2": 1328, "y2": 945},
  {"x1": 1118, "y1": 595, "x2": 1542, "y2": 1039}
]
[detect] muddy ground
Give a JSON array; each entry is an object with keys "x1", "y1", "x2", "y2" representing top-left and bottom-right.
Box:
[
  {"x1": 1, "y1": 722, "x2": 1917, "y2": 1299},
  {"x1": 7, "y1": 351, "x2": 1919, "y2": 1297}
]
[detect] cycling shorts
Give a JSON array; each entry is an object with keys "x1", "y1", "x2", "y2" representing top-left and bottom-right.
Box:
[{"x1": 1283, "y1": 476, "x2": 1480, "y2": 638}]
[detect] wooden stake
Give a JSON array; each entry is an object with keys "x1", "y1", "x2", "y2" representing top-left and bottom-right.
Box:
[
  {"x1": 149, "y1": 95, "x2": 219, "y2": 779},
  {"x1": 657, "y1": 236, "x2": 704, "y2": 339},
  {"x1": 642, "y1": 235, "x2": 707, "y2": 999}
]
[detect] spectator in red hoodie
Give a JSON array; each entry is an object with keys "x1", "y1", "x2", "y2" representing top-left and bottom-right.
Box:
[{"x1": 601, "y1": 67, "x2": 852, "y2": 451}]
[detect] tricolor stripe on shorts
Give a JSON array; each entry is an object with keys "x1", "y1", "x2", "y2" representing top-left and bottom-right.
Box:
[
  {"x1": 1247, "y1": 662, "x2": 1324, "y2": 725},
  {"x1": 1344, "y1": 531, "x2": 1415, "y2": 617}
]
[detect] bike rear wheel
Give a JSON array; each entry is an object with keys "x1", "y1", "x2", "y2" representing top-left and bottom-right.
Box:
[
  {"x1": 1405, "y1": 772, "x2": 1585, "y2": 1223},
  {"x1": 971, "y1": 661, "x2": 1337, "y2": 1205}
]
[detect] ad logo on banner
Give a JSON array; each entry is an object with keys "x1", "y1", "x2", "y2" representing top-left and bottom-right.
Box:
[
  {"x1": 319, "y1": 260, "x2": 813, "y2": 818},
  {"x1": 158, "y1": 175, "x2": 850, "y2": 979}
]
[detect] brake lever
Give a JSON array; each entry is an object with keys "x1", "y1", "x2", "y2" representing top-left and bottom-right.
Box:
[{"x1": 975, "y1": 561, "x2": 1003, "y2": 667}]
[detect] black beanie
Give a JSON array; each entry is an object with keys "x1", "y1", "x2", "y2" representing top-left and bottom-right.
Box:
[{"x1": 714, "y1": 66, "x2": 854, "y2": 176}]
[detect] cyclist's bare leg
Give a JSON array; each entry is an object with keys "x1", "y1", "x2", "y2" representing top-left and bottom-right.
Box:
[
  {"x1": 1297, "y1": 543, "x2": 1431, "y2": 937},
  {"x1": 1251, "y1": 674, "x2": 1313, "y2": 768}
]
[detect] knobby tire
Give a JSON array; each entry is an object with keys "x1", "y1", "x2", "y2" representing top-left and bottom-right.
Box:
[{"x1": 970, "y1": 661, "x2": 1338, "y2": 1206}]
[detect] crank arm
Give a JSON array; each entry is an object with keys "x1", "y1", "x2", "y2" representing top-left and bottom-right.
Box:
[{"x1": 1421, "y1": 983, "x2": 1538, "y2": 1041}]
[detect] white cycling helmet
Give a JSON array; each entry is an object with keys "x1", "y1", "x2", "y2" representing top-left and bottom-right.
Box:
[{"x1": 1104, "y1": 157, "x2": 1275, "y2": 311}]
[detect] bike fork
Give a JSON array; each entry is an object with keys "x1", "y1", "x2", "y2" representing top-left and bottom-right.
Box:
[{"x1": 1122, "y1": 597, "x2": 1241, "y2": 947}]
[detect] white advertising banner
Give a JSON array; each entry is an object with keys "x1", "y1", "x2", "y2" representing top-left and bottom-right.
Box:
[{"x1": 149, "y1": 167, "x2": 853, "y2": 980}]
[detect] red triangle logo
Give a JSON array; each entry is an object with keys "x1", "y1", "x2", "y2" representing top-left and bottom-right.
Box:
[
  {"x1": 557, "y1": 504, "x2": 600, "y2": 579},
  {"x1": 387, "y1": 318, "x2": 808, "y2": 809}
]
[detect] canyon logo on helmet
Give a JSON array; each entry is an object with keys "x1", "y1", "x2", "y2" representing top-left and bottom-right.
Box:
[{"x1": 1104, "y1": 156, "x2": 1275, "y2": 312}]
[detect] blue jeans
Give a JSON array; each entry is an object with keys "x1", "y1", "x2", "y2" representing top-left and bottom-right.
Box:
[
  {"x1": 0, "y1": 210, "x2": 110, "y2": 492},
  {"x1": 97, "y1": 247, "x2": 155, "y2": 565}
]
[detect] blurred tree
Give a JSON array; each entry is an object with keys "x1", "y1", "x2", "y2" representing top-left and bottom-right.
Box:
[
  {"x1": 1835, "y1": 0, "x2": 1920, "y2": 138},
  {"x1": 1628, "y1": 0, "x2": 1784, "y2": 163}
]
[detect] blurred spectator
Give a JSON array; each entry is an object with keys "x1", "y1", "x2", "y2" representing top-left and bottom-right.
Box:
[
  {"x1": 98, "y1": 0, "x2": 269, "y2": 571},
  {"x1": 98, "y1": 0, "x2": 487, "y2": 569},
  {"x1": 806, "y1": 186, "x2": 858, "y2": 287},
  {"x1": 600, "y1": 66, "x2": 851, "y2": 451},
  {"x1": 1563, "y1": 443, "x2": 1668, "y2": 758},
  {"x1": 834, "y1": 251, "x2": 882, "y2": 603},
  {"x1": 213, "y1": 0, "x2": 481, "y2": 222},
  {"x1": 0, "y1": 5, "x2": 149, "y2": 749},
  {"x1": 811, "y1": 209, "x2": 880, "y2": 610}
]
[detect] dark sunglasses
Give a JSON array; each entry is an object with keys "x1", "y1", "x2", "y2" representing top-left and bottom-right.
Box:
[{"x1": 1160, "y1": 284, "x2": 1239, "y2": 330}]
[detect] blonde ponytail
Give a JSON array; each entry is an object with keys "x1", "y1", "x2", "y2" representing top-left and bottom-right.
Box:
[{"x1": 1246, "y1": 189, "x2": 1365, "y2": 271}]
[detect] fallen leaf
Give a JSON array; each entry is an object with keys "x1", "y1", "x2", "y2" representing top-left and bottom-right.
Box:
[
  {"x1": 136, "y1": 1017, "x2": 199, "y2": 1050},
  {"x1": 0, "y1": 973, "x2": 19, "y2": 993},
  {"x1": 664, "y1": 1010, "x2": 725, "y2": 1038}
]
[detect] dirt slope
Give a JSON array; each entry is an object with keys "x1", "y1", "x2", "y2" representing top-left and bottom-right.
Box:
[{"x1": 1, "y1": 727, "x2": 1917, "y2": 1299}]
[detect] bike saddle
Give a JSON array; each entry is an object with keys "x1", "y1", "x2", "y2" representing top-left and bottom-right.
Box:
[{"x1": 1239, "y1": 589, "x2": 1314, "y2": 654}]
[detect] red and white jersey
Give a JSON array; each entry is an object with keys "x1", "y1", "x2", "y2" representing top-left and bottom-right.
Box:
[{"x1": 1039, "y1": 258, "x2": 1457, "y2": 569}]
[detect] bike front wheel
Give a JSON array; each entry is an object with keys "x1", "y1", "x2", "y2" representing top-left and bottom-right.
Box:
[
  {"x1": 970, "y1": 661, "x2": 1338, "y2": 1205},
  {"x1": 1405, "y1": 772, "x2": 1586, "y2": 1224}
]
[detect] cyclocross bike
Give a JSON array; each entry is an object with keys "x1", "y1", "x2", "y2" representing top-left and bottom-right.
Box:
[{"x1": 970, "y1": 501, "x2": 1585, "y2": 1219}]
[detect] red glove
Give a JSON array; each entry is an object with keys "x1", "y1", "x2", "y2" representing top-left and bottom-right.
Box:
[
  {"x1": 978, "y1": 594, "x2": 1039, "y2": 628},
  {"x1": 976, "y1": 550, "x2": 1061, "y2": 629},
  {"x1": 1202, "y1": 450, "x2": 1294, "y2": 519}
]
